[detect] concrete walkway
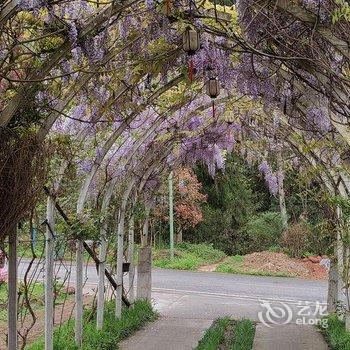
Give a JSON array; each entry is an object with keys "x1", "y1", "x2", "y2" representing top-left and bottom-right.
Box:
[
  {"x1": 120, "y1": 316, "x2": 212, "y2": 350},
  {"x1": 252, "y1": 324, "x2": 329, "y2": 350}
]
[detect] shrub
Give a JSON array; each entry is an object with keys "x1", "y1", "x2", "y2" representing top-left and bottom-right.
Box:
[
  {"x1": 153, "y1": 243, "x2": 226, "y2": 270},
  {"x1": 319, "y1": 315, "x2": 350, "y2": 350},
  {"x1": 235, "y1": 212, "x2": 283, "y2": 255},
  {"x1": 282, "y1": 222, "x2": 310, "y2": 258}
]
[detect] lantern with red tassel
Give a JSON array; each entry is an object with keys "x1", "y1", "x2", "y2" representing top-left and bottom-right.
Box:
[
  {"x1": 162, "y1": 0, "x2": 172, "y2": 17},
  {"x1": 206, "y1": 77, "x2": 220, "y2": 119},
  {"x1": 182, "y1": 27, "x2": 200, "y2": 82}
]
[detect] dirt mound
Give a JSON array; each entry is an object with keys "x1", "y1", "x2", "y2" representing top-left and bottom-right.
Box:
[{"x1": 243, "y1": 251, "x2": 328, "y2": 280}]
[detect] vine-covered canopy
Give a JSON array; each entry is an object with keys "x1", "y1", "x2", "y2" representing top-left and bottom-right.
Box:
[{"x1": 0, "y1": 0, "x2": 349, "y2": 240}]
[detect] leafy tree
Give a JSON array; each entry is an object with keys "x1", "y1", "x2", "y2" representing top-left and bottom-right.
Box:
[{"x1": 189, "y1": 154, "x2": 271, "y2": 255}]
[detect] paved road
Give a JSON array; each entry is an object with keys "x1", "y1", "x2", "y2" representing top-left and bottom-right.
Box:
[
  {"x1": 18, "y1": 259, "x2": 327, "y2": 303},
  {"x1": 18, "y1": 259, "x2": 327, "y2": 301},
  {"x1": 18, "y1": 259, "x2": 327, "y2": 316}
]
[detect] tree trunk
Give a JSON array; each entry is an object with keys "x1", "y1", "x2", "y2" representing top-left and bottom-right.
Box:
[
  {"x1": 327, "y1": 259, "x2": 338, "y2": 314},
  {"x1": 176, "y1": 226, "x2": 183, "y2": 244},
  {"x1": 168, "y1": 171, "x2": 174, "y2": 259},
  {"x1": 277, "y1": 150, "x2": 288, "y2": 233}
]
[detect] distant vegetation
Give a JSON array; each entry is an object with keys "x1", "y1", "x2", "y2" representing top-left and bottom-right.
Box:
[
  {"x1": 153, "y1": 243, "x2": 225, "y2": 270},
  {"x1": 154, "y1": 154, "x2": 333, "y2": 259}
]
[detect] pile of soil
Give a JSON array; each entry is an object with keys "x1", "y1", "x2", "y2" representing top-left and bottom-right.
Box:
[{"x1": 243, "y1": 251, "x2": 328, "y2": 280}]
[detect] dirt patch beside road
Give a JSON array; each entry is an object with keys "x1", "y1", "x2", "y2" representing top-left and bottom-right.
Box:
[
  {"x1": 242, "y1": 251, "x2": 327, "y2": 279},
  {"x1": 199, "y1": 251, "x2": 328, "y2": 280}
]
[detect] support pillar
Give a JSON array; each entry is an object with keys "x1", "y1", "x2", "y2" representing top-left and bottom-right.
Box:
[
  {"x1": 45, "y1": 196, "x2": 55, "y2": 350},
  {"x1": 8, "y1": 228, "x2": 17, "y2": 350},
  {"x1": 136, "y1": 246, "x2": 152, "y2": 301}
]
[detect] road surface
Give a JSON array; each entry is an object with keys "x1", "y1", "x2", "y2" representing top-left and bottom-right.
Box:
[{"x1": 18, "y1": 259, "x2": 327, "y2": 317}]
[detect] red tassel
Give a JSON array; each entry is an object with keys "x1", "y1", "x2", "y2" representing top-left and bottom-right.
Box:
[
  {"x1": 166, "y1": 0, "x2": 171, "y2": 16},
  {"x1": 188, "y1": 58, "x2": 194, "y2": 82}
]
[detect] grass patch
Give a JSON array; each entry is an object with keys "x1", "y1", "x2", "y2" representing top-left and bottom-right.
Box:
[
  {"x1": 27, "y1": 299, "x2": 157, "y2": 350},
  {"x1": 319, "y1": 315, "x2": 350, "y2": 350},
  {"x1": 231, "y1": 319, "x2": 255, "y2": 350},
  {"x1": 216, "y1": 256, "x2": 289, "y2": 278},
  {"x1": 196, "y1": 317, "x2": 231, "y2": 350},
  {"x1": 0, "y1": 282, "x2": 69, "y2": 326},
  {"x1": 153, "y1": 243, "x2": 226, "y2": 270},
  {"x1": 196, "y1": 318, "x2": 255, "y2": 350}
]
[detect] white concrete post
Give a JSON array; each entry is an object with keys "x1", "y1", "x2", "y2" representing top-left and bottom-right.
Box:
[
  {"x1": 128, "y1": 215, "x2": 135, "y2": 306},
  {"x1": 96, "y1": 234, "x2": 107, "y2": 330},
  {"x1": 115, "y1": 179, "x2": 135, "y2": 318},
  {"x1": 96, "y1": 179, "x2": 116, "y2": 330},
  {"x1": 75, "y1": 239, "x2": 84, "y2": 348},
  {"x1": 45, "y1": 196, "x2": 55, "y2": 350},
  {"x1": 8, "y1": 228, "x2": 17, "y2": 350}
]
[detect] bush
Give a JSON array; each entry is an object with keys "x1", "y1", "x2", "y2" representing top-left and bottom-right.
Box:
[
  {"x1": 282, "y1": 222, "x2": 309, "y2": 258},
  {"x1": 177, "y1": 242, "x2": 225, "y2": 262},
  {"x1": 153, "y1": 243, "x2": 226, "y2": 270},
  {"x1": 319, "y1": 315, "x2": 350, "y2": 350},
  {"x1": 191, "y1": 205, "x2": 235, "y2": 254},
  {"x1": 235, "y1": 212, "x2": 283, "y2": 255},
  {"x1": 189, "y1": 155, "x2": 268, "y2": 256}
]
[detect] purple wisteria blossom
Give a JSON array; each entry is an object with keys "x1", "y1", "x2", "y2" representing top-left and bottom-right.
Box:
[{"x1": 259, "y1": 161, "x2": 278, "y2": 195}]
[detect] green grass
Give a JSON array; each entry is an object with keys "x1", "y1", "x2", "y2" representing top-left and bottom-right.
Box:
[
  {"x1": 0, "y1": 283, "x2": 7, "y2": 323},
  {"x1": 153, "y1": 243, "x2": 289, "y2": 277},
  {"x1": 196, "y1": 317, "x2": 231, "y2": 350},
  {"x1": 195, "y1": 318, "x2": 255, "y2": 350},
  {"x1": 216, "y1": 256, "x2": 289, "y2": 278},
  {"x1": 231, "y1": 319, "x2": 255, "y2": 350},
  {"x1": 26, "y1": 300, "x2": 157, "y2": 349},
  {"x1": 153, "y1": 243, "x2": 226, "y2": 270},
  {"x1": 319, "y1": 315, "x2": 350, "y2": 350},
  {"x1": 0, "y1": 282, "x2": 69, "y2": 325}
]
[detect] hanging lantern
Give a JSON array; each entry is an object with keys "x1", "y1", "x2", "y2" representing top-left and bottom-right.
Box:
[
  {"x1": 206, "y1": 77, "x2": 220, "y2": 99},
  {"x1": 162, "y1": 0, "x2": 172, "y2": 17},
  {"x1": 182, "y1": 27, "x2": 200, "y2": 55},
  {"x1": 183, "y1": 27, "x2": 200, "y2": 83},
  {"x1": 206, "y1": 77, "x2": 220, "y2": 119}
]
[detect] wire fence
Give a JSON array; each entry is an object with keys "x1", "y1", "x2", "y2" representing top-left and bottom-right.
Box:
[{"x1": 0, "y1": 227, "x2": 111, "y2": 349}]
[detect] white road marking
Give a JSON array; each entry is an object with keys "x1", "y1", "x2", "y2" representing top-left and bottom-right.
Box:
[{"x1": 151, "y1": 287, "x2": 327, "y2": 306}]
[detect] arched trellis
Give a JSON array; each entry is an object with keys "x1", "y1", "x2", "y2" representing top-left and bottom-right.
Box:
[{"x1": 0, "y1": 1, "x2": 349, "y2": 348}]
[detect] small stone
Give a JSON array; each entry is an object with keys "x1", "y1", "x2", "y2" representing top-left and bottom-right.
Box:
[
  {"x1": 65, "y1": 286, "x2": 75, "y2": 295},
  {"x1": 308, "y1": 256, "x2": 321, "y2": 264}
]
